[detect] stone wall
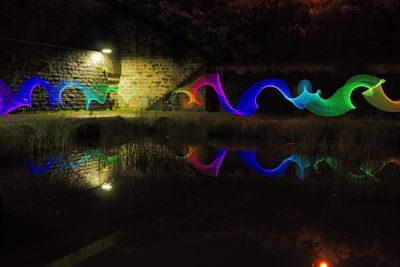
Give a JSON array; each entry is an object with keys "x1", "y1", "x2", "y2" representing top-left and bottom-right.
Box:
[
  {"x1": 0, "y1": 40, "x2": 120, "y2": 112},
  {"x1": 0, "y1": 0, "x2": 121, "y2": 112},
  {"x1": 0, "y1": 0, "x2": 207, "y2": 113},
  {"x1": 113, "y1": 24, "x2": 206, "y2": 110}
]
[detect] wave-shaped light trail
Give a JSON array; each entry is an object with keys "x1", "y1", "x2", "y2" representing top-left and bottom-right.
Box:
[
  {"x1": 173, "y1": 74, "x2": 398, "y2": 116},
  {"x1": 187, "y1": 147, "x2": 379, "y2": 180},
  {"x1": 0, "y1": 77, "x2": 118, "y2": 115}
]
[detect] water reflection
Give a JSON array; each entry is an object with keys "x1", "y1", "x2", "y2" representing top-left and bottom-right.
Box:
[
  {"x1": 187, "y1": 146, "x2": 396, "y2": 181},
  {"x1": 23, "y1": 144, "x2": 400, "y2": 184},
  {"x1": 187, "y1": 147, "x2": 228, "y2": 177},
  {"x1": 25, "y1": 149, "x2": 119, "y2": 176},
  {"x1": 1, "y1": 140, "x2": 400, "y2": 267},
  {"x1": 0, "y1": 148, "x2": 120, "y2": 210}
]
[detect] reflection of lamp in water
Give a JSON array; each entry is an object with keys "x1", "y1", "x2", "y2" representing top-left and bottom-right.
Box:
[{"x1": 101, "y1": 182, "x2": 112, "y2": 191}]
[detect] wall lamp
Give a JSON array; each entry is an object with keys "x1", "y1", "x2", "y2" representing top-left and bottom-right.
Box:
[{"x1": 101, "y1": 48, "x2": 112, "y2": 54}]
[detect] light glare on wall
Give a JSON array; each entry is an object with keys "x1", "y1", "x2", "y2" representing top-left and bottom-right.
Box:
[
  {"x1": 101, "y1": 48, "x2": 112, "y2": 54},
  {"x1": 90, "y1": 52, "x2": 103, "y2": 64}
]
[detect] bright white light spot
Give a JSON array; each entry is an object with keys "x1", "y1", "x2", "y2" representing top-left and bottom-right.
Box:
[
  {"x1": 90, "y1": 52, "x2": 103, "y2": 64},
  {"x1": 101, "y1": 182, "x2": 112, "y2": 191},
  {"x1": 101, "y1": 48, "x2": 112, "y2": 54},
  {"x1": 319, "y1": 262, "x2": 328, "y2": 267}
]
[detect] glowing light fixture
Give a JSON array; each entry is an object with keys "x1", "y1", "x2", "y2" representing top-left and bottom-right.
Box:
[
  {"x1": 173, "y1": 73, "x2": 397, "y2": 117},
  {"x1": 101, "y1": 182, "x2": 112, "y2": 191},
  {"x1": 319, "y1": 261, "x2": 329, "y2": 267},
  {"x1": 101, "y1": 48, "x2": 112, "y2": 54}
]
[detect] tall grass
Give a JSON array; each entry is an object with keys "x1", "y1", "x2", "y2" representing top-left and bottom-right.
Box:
[{"x1": 0, "y1": 112, "x2": 399, "y2": 161}]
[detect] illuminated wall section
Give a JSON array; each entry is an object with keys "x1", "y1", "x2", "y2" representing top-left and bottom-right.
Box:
[
  {"x1": 0, "y1": 40, "x2": 121, "y2": 113},
  {"x1": 113, "y1": 26, "x2": 205, "y2": 110},
  {"x1": 0, "y1": 77, "x2": 118, "y2": 115}
]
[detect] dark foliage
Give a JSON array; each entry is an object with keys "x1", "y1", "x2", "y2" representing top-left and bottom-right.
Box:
[{"x1": 119, "y1": 0, "x2": 400, "y2": 63}]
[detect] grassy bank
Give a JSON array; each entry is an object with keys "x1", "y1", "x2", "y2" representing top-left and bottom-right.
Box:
[{"x1": 0, "y1": 111, "x2": 399, "y2": 160}]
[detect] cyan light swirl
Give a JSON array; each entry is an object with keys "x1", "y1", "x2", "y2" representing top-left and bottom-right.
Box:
[
  {"x1": 0, "y1": 77, "x2": 118, "y2": 115},
  {"x1": 54, "y1": 80, "x2": 118, "y2": 110},
  {"x1": 173, "y1": 74, "x2": 397, "y2": 116}
]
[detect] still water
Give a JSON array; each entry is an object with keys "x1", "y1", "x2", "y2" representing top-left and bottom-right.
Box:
[{"x1": 0, "y1": 139, "x2": 400, "y2": 267}]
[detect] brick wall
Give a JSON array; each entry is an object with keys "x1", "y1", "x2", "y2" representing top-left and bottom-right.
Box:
[
  {"x1": 0, "y1": 0, "x2": 121, "y2": 112},
  {"x1": 0, "y1": 0, "x2": 207, "y2": 113},
  {"x1": 0, "y1": 40, "x2": 120, "y2": 111},
  {"x1": 113, "y1": 24, "x2": 206, "y2": 110}
]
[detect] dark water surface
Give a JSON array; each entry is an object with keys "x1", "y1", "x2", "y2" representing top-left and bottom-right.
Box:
[{"x1": 1, "y1": 139, "x2": 400, "y2": 267}]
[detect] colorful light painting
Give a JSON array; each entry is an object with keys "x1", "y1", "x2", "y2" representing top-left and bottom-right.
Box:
[
  {"x1": 0, "y1": 77, "x2": 118, "y2": 115},
  {"x1": 173, "y1": 74, "x2": 398, "y2": 116},
  {"x1": 54, "y1": 81, "x2": 118, "y2": 110}
]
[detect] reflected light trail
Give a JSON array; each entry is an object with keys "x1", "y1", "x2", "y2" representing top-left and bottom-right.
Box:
[
  {"x1": 187, "y1": 146, "x2": 382, "y2": 180},
  {"x1": 25, "y1": 149, "x2": 119, "y2": 176},
  {"x1": 238, "y1": 151, "x2": 310, "y2": 179},
  {"x1": 187, "y1": 146, "x2": 228, "y2": 177}
]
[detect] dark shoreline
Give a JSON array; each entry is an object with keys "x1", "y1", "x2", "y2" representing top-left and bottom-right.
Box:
[{"x1": 1, "y1": 112, "x2": 399, "y2": 160}]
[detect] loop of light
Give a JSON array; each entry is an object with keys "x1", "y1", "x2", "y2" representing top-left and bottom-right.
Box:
[
  {"x1": 173, "y1": 74, "x2": 397, "y2": 116},
  {"x1": 0, "y1": 77, "x2": 118, "y2": 115}
]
